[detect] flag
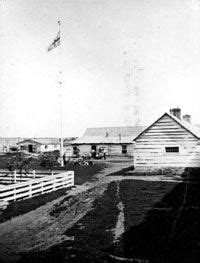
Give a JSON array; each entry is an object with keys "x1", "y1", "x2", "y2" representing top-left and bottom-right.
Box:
[{"x1": 47, "y1": 31, "x2": 60, "y2": 52}]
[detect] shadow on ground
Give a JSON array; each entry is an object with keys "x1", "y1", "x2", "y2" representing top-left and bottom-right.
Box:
[
  {"x1": 106, "y1": 169, "x2": 200, "y2": 263},
  {"x1": 1, "y1": 169, "x2": 199, "y2": 263}
]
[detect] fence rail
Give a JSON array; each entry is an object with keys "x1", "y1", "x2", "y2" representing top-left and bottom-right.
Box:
[
  {"x1": 0, "y1": 170, "x2": 68, "y2": 184},
  {"x1": 0, "y1": 171, "x2": 74, "y2": 202},
  {"x1": 0, "y1": 172, "x2": 52, "y2": 184}
]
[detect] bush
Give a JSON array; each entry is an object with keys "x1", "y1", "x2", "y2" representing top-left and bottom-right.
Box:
[
  {"x1": 6, "y1": 153, "x2": 37, "y2": 173},
  {"x1": 38, "y1": 151, "x2": 60, "y2": 170}
]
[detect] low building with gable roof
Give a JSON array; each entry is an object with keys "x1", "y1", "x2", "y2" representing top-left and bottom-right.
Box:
[
  {"x1": 133, "y1": 108, "x2": 200, "y2": 171},
  {"x1": 64, "y1": 126, "x2": 146, "y2": 158},
  {"x1": 17, "y1": 138, "x2": 61, "y2": 153}
]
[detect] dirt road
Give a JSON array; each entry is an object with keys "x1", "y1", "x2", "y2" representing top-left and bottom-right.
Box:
[{"x1": 0, "y1": 162, "x2": 132, "y2": 262}]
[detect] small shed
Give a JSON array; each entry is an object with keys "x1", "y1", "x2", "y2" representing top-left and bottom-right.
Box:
[
  {"x1": 17, "y1": 138, "x2": 60, "y2": 153},
  {"x1": 134, "y1": 109, "x2": 200, "y2": 171},
  {"x1": 64, "y1": 126, "x2": 146, "y2": 158}
]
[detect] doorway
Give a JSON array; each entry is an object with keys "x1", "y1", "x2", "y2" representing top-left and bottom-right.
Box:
[
  {"x1": 91, "y1": 145, "x2": 97, "y2": 158},
  {"x1": 91, "y1": 145, "x2": 97, "y2": 151},
  {"x1": 28, "y1": 144, "x2": 33, "y2": 153}
]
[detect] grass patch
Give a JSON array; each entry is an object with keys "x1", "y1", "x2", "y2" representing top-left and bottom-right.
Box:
[
  {"x1": 114, "y1": 180, "x2": 200, "y2": 262},
  {"x1": 0, "y1": 188, "x2": 70, "y2": 223},
  {"x1": 119, "y1": 180, "x2": 176, "y2": 228},
  {"x1": 65, "y1": 162, "x2": 107, "y2": 185}
]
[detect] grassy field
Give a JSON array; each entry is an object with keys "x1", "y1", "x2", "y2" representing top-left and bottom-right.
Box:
[
  {"x1": 0, "y1": 188, "x2": 70, "y2": 223},
  {"x1": 113, "y1": 180, "x2": 200, "y2": 262},
  {"x1": 0, "y1": 157, "x2": 199, "y2": 262},
  {"x1": 12, "y1": 177, "x2": 199, "y2": 263},
  {"x1": 64, "y1": 162, "x2": 107, "y2": 185}
]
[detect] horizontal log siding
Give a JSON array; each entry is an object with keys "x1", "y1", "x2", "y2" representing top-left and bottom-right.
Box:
[{"x1": 134, "y1": 115, "x2": 200, "y2": 168}]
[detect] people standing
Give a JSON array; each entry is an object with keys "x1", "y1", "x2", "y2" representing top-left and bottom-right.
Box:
[{"x1": 103, "y1": 149, "x2": 106, "y2": 160}]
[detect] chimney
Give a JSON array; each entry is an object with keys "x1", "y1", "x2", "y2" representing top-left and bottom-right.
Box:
[
  {"x1": 169, "y1": 108, "x2": 181, "y2": 120},
  {"x1": 119, "y1": 133, "x2": 121, "y2": 140},
  {"x1": 183, "y1": 114, "x2": 191, "y2": 123}
]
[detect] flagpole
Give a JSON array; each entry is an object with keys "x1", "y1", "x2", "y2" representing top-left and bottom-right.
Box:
[{"x1": 58, "y1": 20, "x2": 64, "y2": 167}]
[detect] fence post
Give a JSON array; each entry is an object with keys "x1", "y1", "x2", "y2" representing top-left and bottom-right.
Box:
[
  {"x1": 9, "y1": 172, "x2": 12, "y2": 184},
  {"x1": 14, "y1": 186, "x2": 16, "y2": 201},
  {"x1": 41, "y1": 181, "x2": 44, "y2": 194},
  {"x1": 14, "y1": 170, "x2": 17, "y2": 184},
  {"x1": 29, "y1": 182, "x2": 32, "y2": 197},
  {"x1": 71, "y1": 171, "x2": 74, "y2": 187},
  {"x1": 53, "y1": 173, "x2": 56, "y2": 190},
  {"x1": 32, "y1": 170, "x2": 36, "y2": 179}
]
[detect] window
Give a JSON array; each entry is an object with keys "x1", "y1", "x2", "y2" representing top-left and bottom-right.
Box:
[
  {"x1": 73, "y1": 146, "x2": 79, "y2": 155},
  {"x1": 165, "y1": 147, "x2": 179, "y2": 153},
  {"x1": 122, "y1": 145, "x2": 127, "y2": 154},
  {"x1": 20, "y1": 145, "x2": 26, "y2": 151}
]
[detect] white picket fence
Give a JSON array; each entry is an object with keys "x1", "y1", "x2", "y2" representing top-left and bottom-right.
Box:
[{"x1": 0, "y1": 171, "x2": 74, "y2": 202}]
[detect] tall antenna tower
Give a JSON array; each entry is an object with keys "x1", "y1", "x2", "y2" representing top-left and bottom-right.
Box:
[
  {"x1": 123, "y1": 51, "x2": 132, "y2": 126},
  {"x1": 123, "y1": 51, "x2": 143, "y2": 126}
]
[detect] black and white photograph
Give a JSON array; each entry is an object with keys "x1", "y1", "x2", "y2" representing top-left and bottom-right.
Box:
[{"x1": 0, "y1": 0, "x2": 199, "y2": 262}]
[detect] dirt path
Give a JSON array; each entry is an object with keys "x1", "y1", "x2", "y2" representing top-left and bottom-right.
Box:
[
  {"x1": 112, "y1": 181, "x2": 125, "y2": 243},
  {"x1": 0, "y1": 162, "x2": 132, "y2": 262}
]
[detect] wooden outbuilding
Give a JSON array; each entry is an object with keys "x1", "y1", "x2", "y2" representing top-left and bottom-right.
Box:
[
  {"x1": 133, "y1": 109, "x2": 200, "y2": 170},
  {"x1": 17, "y1": 138, "x2": 60, "y2": 153},
  {"x1": 64, "y1": 126, "x2": 146, "y2": 158}
]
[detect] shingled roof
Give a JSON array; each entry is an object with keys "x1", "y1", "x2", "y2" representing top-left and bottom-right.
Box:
[{"x1": 71, "y1": 126, "x2": 146, "y2": 144}]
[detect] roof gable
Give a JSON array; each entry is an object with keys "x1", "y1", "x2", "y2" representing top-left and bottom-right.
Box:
[
  {"x1": 134, "y1": 112, "x2": 200, "y2": 141},
  {"x1": 17, "y1": 139, "x2": 42, "y2": 145},
  {"x1": 17, "y1": 138, "x2": 60, "y2": 145}
]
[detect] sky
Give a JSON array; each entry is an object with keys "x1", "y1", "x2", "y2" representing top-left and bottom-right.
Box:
[{"x1": 0, "y1": 0, "x2": 199, "y2": 137}]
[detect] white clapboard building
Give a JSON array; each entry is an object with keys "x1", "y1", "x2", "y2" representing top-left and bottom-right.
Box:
[
  {"x1": 133, "y1": 108, "x2": 200, "y2": 170},
  {"x1": 17, "y1": 138, "x2": 61, "y2": 153}
]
